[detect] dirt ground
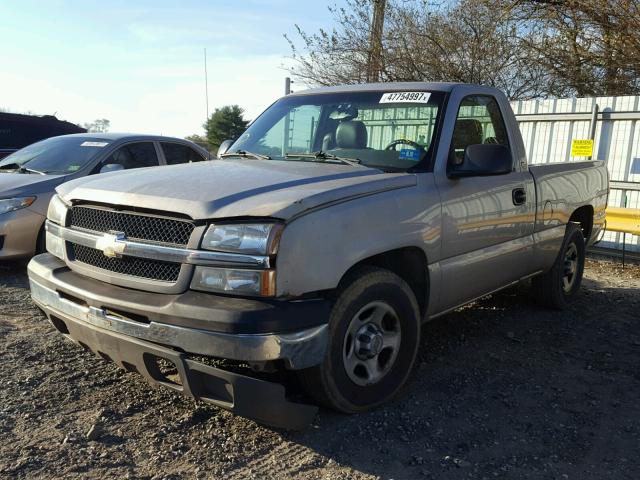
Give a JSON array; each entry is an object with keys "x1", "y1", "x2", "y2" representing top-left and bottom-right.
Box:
[{"x1": 0, "y1": 258, "x2": 639, "y2": 480}]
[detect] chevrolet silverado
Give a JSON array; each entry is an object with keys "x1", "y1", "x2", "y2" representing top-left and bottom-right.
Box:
[{"x1": 28, "y1": 83, "x2": 608, "y2": 429}]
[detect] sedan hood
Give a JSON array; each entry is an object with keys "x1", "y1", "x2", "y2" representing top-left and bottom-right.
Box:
[
  {"x1": 57, "y1": 160, "x2": 416, "y2": 220},
  {"x1": 0, "y1": 172, "x2": 67, "y2": 197}
]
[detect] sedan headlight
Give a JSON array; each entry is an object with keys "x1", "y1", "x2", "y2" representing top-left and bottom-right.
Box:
[
  {"x1": 191, "y1": 266, "x2": 276, "y2": 296},
  {"x1": 0, "y1": 196, "x2": 36, "y2": 215},
  {"x1": 201, "y1": 223, "x2": 283, "y2": 255},
  {"x1": 47, "y1": 194, "x2": 68, "y2": 225}
]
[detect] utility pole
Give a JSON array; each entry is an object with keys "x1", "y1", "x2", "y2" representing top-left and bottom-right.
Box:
[
  {"x1": 285, "y1": 77, "x2": 292, "y2": 95},
  {"x1": 366, "y1": 0, "x2": 386, "y2": 83}
]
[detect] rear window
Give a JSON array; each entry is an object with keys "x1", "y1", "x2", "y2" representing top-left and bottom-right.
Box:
[
  {"x1": 161, "y1": 142, "x2": 205, "y2": 165},
  {"x1": 102, "y1": 142, "x2": 160, "y2": 170}
]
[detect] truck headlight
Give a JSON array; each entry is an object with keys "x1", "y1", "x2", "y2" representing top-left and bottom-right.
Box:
[
  {"x1": 201, "y1": 223, "x2": 283, "y2": 255},
  {"x1": 47, "y1": 194, "x2": 68, "y2": 225},
  {"x1": 0, "y1": 196, "x2": 36, "y2": 215},
  {"x1": 191, "y1": 266, "x2": 276, "y2": 296}
]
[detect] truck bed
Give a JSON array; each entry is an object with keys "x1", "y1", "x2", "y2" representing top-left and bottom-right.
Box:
[{"x1": 529, "y1": 160, "x2": 608, "y2": 242}]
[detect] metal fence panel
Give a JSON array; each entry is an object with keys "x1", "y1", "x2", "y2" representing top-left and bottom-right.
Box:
[{"x1": 512, "y1": 96, "x2": 640, "y2": 252}]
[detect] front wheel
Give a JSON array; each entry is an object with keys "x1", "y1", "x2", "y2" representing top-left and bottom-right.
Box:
[
  {"x1": 299, "y1": 266, "x2": 421, "y2": 413},
  {"x1": 532, "y1": 223, "x2": 585, "y2": 309}
]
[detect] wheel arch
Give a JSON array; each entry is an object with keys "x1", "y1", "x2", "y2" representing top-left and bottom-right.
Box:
[
  {"x1": 568, "y1": 205, "x2": 594, "y2": 241},
  {"x1": 338, "y1": 247, "x2": 429, "y2": 317}
]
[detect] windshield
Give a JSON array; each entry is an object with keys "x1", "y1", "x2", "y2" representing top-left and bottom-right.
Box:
[
  {"x1": 229, "y1": 90, "x2": 444, "y2": 171},
  {"x1": 0, "y1": 136, "x2": 110, "y2": 174}
]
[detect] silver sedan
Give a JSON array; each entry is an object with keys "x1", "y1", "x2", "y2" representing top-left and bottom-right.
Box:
[{"x1": 0, "y1": 133, "x2": 210, "y2": 260}]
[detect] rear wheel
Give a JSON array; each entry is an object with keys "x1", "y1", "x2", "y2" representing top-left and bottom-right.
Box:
[
  {"x1": 299, "y1": 266, "x2": 421, "y2": 413},
  {"x1": 532, "y1": 223, "x2": 585, "y2": 309}
]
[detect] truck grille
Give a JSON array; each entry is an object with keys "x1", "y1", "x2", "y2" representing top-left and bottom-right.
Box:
[
  {"x1": 69, "y1": 206, "x2": 194, "y2": 246},
  {"x1": 67, "y1": 205, "x2": 193, "y2": 283},
  {"x1": 71, "y1": 244, "x2": 181, "y2": 282}
]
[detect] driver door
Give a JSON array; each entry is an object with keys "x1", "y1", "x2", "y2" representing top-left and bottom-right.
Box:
[{"x1": 435, "y1": 94, "x2": 535, "y2": 311}]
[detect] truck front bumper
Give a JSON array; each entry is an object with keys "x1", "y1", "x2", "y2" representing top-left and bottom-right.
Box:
[{"x1": 28, "y1": 253, "x2": 330, "y2": 429}]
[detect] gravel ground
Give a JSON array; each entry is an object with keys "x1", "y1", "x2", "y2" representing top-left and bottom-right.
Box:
[{"x1": 0, "y1": 258, "x2": 639, "y2": 480}]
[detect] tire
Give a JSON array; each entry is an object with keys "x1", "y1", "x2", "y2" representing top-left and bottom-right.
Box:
[
  {"x1": 532, "y1": 223, "x2": 585, "y2": 310},
  {"x1": 299, "y1": 266, "x2": 421, "y2": 413}
]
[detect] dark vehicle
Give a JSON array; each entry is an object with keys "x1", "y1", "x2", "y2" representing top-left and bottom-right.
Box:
[{"x1": 0, "y1": 112, "x2": 86, "y2": 159}]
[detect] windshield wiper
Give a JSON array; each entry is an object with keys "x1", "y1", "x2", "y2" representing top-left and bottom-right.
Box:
[
  {"x1": 19, "y1": 166, "x2": 46, "y2": 175},
  {"x1": 219, "y1": 150, "x2": 271, "y2": 160},
  {"x1": 285, "y1": 151, "x2": 361, "y2": 166}
]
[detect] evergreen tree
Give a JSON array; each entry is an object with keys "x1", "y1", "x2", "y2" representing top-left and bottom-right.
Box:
[{"x1": 204, "y1": 105, "x2": 249, "y2": 151}]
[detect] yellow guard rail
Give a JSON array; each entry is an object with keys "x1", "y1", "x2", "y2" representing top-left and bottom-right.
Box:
[
  {"x1": 606, "y1": 207, "x2": 640, "y2": 236},
  {"x1": 605, "y1": 207, "x2": 640, "y2": 266}
]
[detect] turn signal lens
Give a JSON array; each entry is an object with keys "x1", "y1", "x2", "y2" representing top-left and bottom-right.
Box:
[{"x1": 191, "y1": 267, "x2": 276, "y2": 296}]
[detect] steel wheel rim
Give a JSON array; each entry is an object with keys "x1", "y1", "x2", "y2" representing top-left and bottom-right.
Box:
[
  {"x1": 562, "y1": 242, "x2": 579, "y2": 292},
  {"x1": 342, "y1": 301, "x2": 401, "y2": 386}
]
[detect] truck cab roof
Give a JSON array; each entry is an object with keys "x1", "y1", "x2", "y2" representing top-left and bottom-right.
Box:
[{"x1": 291, "y1": 81, "x2": 486, "y2": 97}]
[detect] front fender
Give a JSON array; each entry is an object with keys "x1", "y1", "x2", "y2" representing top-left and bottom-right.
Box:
[{"x1": 275, "y1": 175, "x2": 441, "y2": 297}]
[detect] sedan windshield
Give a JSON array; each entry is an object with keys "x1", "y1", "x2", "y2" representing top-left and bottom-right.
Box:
[
  {"x1": 229, "y1": 90, "x2": 444, "y2": 171},
  {"x1": 0, "y1": 136, "x2": 110, "y2": 174}
]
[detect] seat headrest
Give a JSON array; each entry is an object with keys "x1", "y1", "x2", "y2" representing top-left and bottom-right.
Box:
[
  {"x1": 452, "y1": 119, "x2": 483, "y2": 149},
  {"x1": 112, "y1": 148, "x2": 133, "y2": 169},
  {"x1": 336, "y1": 121, "x2": 368, "y2": 149}
]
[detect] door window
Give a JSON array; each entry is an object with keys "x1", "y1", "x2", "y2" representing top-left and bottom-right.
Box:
[
  {"x1": 161, "y1": 142, "x2": 205, "y2": 165},
  {"x1": 451, "y1": 96, "x2": 509, "y2": 165},
  {"x1": 103, "y1": 142, "x2": 159, "y2": 170}
]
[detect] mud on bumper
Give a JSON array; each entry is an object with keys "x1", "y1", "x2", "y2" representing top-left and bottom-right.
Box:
[
  {"x1": 28, "y1": 254, "x2": 324, "y2": 429},
  {"x1": 41, "y1": 306, "x2": 317, "y2": 429}
]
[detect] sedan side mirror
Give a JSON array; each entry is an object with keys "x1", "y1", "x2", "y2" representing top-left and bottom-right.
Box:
[
  {"x1": 217, "y1": 139, "x2": 234, "y2": 158},
  {"x1": 99, "y1": 163, "x2": 125, "y2": 174},
  {"x1": 448, "y1": 144, "x2": 512, "y2": 178}
]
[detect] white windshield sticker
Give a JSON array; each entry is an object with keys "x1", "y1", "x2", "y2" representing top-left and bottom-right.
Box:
[
  {"x1": 379, "y1": 92, "x2": 431, "y2": 104},
  {"x1": 80, "y1": 141, "x2": 109, "y2": 147}
]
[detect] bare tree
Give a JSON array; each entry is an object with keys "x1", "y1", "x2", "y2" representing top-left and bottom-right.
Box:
[
  {"x1": 285, "y1": 1, "x2": 373, "y2": 86},
  {"x1": 83, "y1": 119, "x2": 110, "y2": 133},
  {"x1": 286, "y1": 0, "x2": 548, "y2": 99},
  {"x1": 286, "y1": 0, "x2": 640, "y2": 99},
  {"x1": 509, "y1": 0, "x2": 640, "y2": 96}
]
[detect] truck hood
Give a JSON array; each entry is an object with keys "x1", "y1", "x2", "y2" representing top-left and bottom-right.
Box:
[
  {"x1": 57, "y1": 160, "x2": 416, "y2": 220},
  {"x1": 0, "y1": 172, "x2": 67, "y2": 197}
]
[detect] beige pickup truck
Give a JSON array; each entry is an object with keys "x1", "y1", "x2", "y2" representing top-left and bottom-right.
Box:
[{"x1": 28, "y1": 83, "x2": 608, "y2": 429}]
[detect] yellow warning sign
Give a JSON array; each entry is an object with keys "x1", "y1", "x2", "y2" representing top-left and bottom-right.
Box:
[{"x1": 571, "y1": 139, "x2": 594, "y2": 157}]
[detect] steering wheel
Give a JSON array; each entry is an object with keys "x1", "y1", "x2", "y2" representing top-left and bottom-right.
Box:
[{"x1": 385, "y1": 139, "x2": 424, "y2": 151}]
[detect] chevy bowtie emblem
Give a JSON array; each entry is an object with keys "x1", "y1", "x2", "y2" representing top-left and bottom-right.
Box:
[{"x1": 95, "y1": 232, "x2": 127, "y2": 258}]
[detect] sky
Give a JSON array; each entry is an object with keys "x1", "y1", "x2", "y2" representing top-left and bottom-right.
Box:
[{"x1": 0, "y1": 0, "x2": 345, "y2": 137}]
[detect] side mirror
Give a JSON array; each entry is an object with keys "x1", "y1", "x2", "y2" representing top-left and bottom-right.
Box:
[
  {"x1": 99, "y1": 163, "x2": 125, "y2": 174},
  {"x1": 217, "y1": 139, "x2": 234, "y2": 158},
  {"x1": 448, "y1": 144, "x2": 512, "y2": 178}
]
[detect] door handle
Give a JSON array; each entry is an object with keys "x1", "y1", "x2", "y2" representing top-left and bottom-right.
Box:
[{"x1": 512, "y1": 188, "x2": 526, "y2": 205}]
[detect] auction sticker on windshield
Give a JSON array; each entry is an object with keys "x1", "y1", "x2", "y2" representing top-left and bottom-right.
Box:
[
  {"x1": 379, "y1": 92, "x2": 431, "y2": 103},
  {"x1": 80, "y1": 141, "x2": 109, "y2": 147}
]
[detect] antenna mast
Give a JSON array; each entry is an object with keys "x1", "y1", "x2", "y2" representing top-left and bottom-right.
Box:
[{"x1": 204, "y1": 48, "x2": 210, "y2": 123}]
